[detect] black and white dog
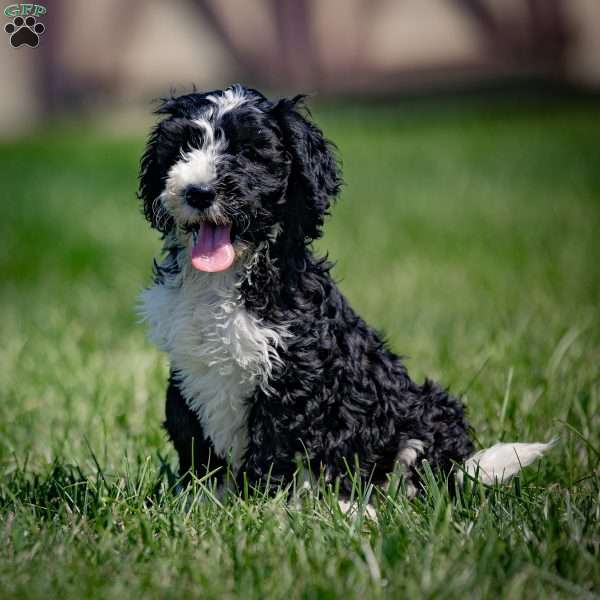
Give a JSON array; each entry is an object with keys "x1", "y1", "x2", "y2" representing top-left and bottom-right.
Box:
[{"x1": 139, "y1": 84, "x2": 552, "y2": 499}]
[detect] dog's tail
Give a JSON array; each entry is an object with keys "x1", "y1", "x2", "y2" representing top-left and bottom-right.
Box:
[{"x1": 458, "y1": 438, "x2": 557, "y2": 485}]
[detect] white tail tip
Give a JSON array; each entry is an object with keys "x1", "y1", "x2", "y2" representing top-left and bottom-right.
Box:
[{"x1": 460, "y1": 438, "x2": 558, "y2": 485}]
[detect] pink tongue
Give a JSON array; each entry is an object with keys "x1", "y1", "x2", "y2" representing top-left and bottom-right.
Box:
[{"x1": 191, "y1": 222, "x2": 235, "y2": 272}]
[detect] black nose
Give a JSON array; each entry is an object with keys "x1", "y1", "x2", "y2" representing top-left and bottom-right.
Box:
[{"x1": 184, "y1": 184, "x2": 216, "y2": 210}]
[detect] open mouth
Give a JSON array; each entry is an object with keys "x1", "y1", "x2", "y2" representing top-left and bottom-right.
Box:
[{"x1": 187, "y1": 220, "x2": 235, "y2": 273}]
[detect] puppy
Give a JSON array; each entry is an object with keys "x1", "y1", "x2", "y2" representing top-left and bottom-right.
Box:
[{"x1": 139, "y1": 84, "x2": 553, "y2": 498}]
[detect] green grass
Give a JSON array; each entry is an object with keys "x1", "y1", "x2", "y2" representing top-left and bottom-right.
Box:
[{"x1": 0, "y1": 98, "x2": 599, "y2": 599}]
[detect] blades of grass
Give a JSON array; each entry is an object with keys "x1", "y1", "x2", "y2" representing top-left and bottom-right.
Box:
[
  {"x1": 499, "y1": 366, "x2": 514, "y2": 439},
  {"x1": 546, "y1": 325, "x2": 586, "y2": 380},
  {"x1": 557, "y1": 420, "x2": 600, "y2": 459}
]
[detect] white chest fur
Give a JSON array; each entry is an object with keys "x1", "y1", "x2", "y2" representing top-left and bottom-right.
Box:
[{"x1": 140, "y1": 259, "x2": 286, "y2": 470}]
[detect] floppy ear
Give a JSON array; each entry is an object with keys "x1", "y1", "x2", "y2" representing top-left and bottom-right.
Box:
[
  {"x1": 139, "y1": 123, "x2": 166, "y2": 232},
  {"x1": 138, "y1": 117, "x2": 196, "y2": 233},
  {"x1": 273, "y1": 96, "x2": 342, "y2": 243}
]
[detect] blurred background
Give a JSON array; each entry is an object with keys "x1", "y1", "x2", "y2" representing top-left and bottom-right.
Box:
[{"x1": 1, "y1": 0, "x2": 600, "y2": 133}]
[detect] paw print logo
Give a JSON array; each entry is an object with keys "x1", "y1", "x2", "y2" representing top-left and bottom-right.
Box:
[{"x1": 5, "y1": 16, "x2": 45, "y2": 48}]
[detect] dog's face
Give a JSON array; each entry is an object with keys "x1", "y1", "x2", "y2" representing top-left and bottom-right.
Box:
[{"x1": 139, "y1": 85, "x2": 341, "y2": 272}]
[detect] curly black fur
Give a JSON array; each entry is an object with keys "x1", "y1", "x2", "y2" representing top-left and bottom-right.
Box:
[{"x1": 138, "y1": 85, "x2": 474, "y2": 496}]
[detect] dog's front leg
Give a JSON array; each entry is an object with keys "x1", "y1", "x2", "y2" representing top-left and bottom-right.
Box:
[{"x1": 164, "y1": 375, "x2": 228, "y2": 485}]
